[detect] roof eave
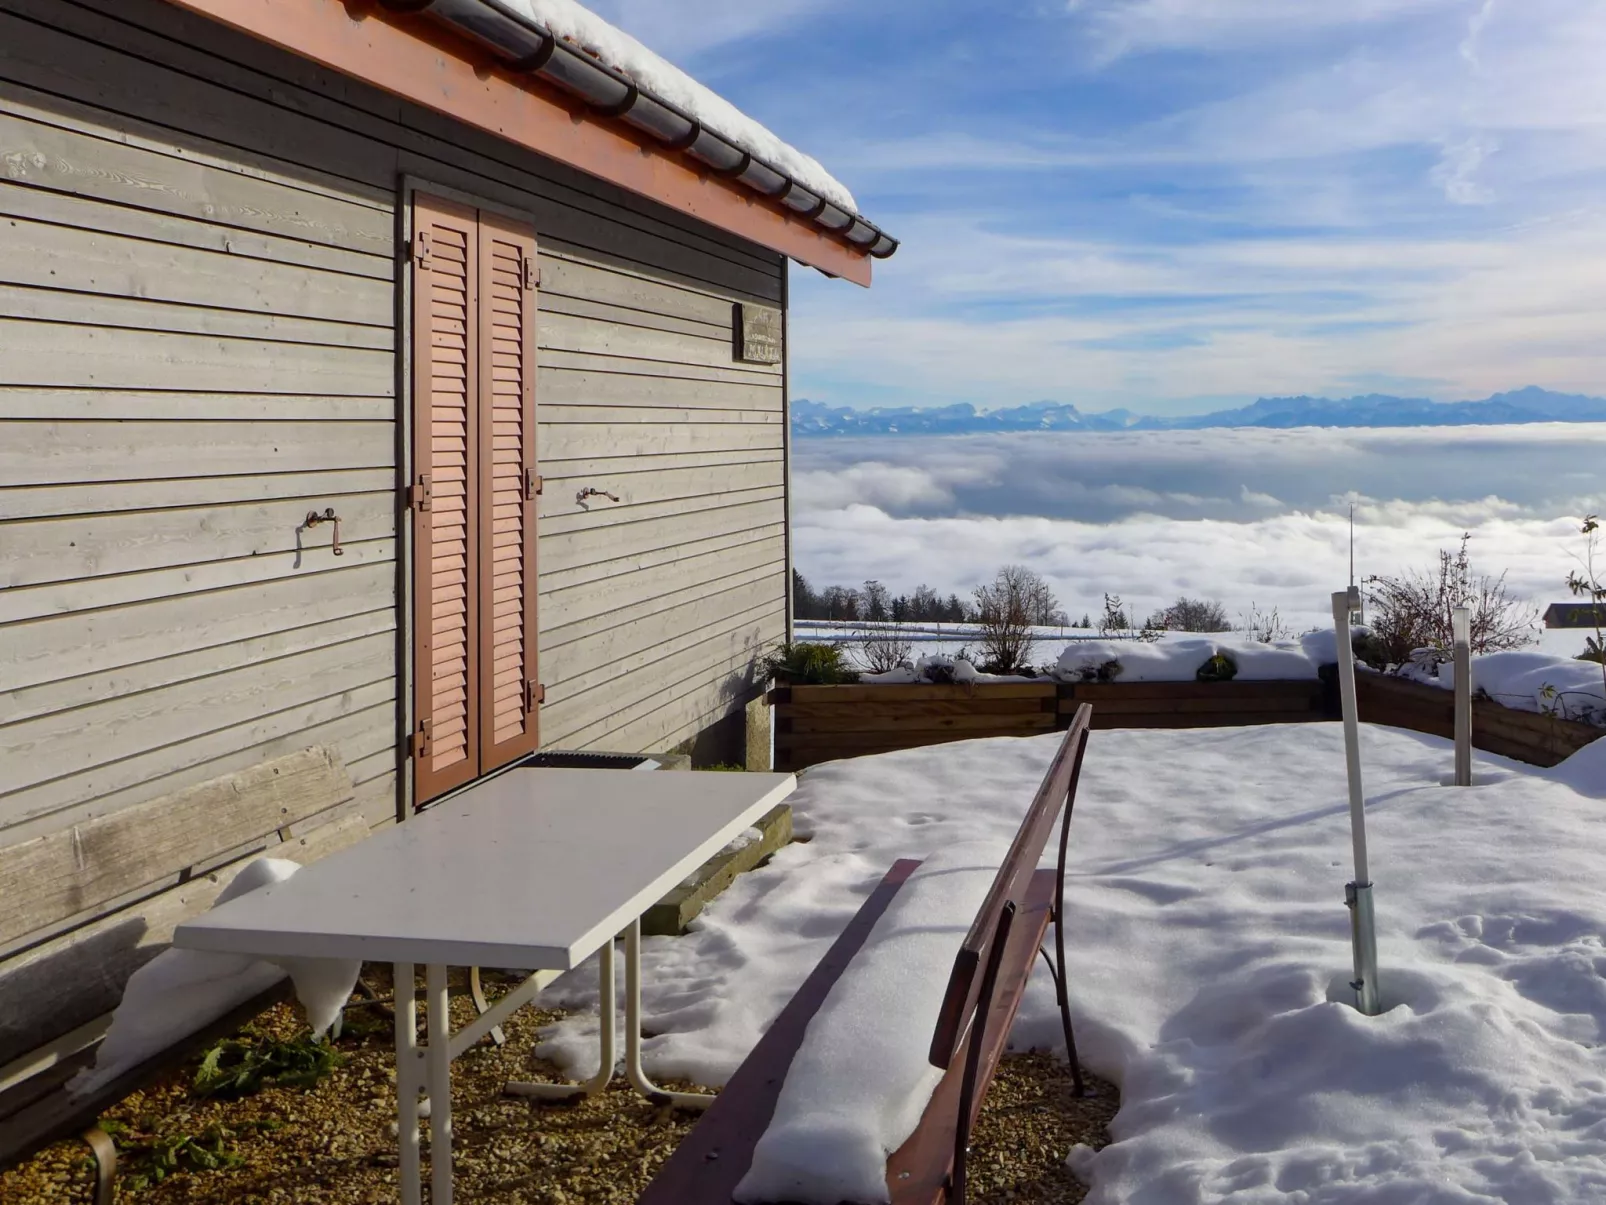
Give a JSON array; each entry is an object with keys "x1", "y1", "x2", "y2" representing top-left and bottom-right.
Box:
[{"x1": 162, "y1": 0, "x2": 896, "y2": 284}]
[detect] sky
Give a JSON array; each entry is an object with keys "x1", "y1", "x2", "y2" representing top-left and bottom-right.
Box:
[{"x1": 588, "y1": 0, "x2": 1606, "y2": 417}]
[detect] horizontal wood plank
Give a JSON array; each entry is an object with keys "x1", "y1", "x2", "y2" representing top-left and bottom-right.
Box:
[
  {"x1": 3, "y1": 491, "x2": 394, "y2": 589},
  {"x1": 0, "y1": 214, "x2": 392, "y2": 325},
  {"x1": 0, "y1": 421, "x2": 391, "y2": 487},
  {"x1": 0, "y1": 317, "x2": 391, "y2": 394},
  {"x1": 0, "y1": 560, "x2": 394, "y2": 693},
  {"x1": 1, "y1": 632, "x2": 394, "y2": 797},
  {"x1": 0, "y1": 747, "x2": 353, "y2": 946},
  {"x1": 0, "y1": 538, "x2": 395, "y2": 626}
]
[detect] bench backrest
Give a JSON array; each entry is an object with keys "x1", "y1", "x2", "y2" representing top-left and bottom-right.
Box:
[
  {"x1": 0, "y1": 748, "x2": 353, "y2": 952},
  {"x1": 927, "y1": 703, "x2": 1092, "y2": 1070}
]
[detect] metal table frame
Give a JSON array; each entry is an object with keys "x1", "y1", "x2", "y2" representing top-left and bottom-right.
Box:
[{"x1": 395, "y1": 918, "x2": 705, "y2": 1205}]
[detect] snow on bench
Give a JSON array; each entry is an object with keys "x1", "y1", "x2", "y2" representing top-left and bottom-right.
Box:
[{"x1": 638, "y1": 705, "x2": 1094, "y2": 1205}]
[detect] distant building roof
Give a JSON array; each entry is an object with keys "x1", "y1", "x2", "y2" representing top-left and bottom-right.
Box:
[{"x1": 1543, "y1": 602, "x2": 1606, "y2": 627}]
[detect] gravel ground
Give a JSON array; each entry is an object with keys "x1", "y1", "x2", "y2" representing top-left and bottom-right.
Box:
[{"x1": 1, "y1": 968, "x2": 1115, "y2": 1204}]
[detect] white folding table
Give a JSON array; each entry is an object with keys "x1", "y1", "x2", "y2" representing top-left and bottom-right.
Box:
[{"x1": 173, "y1": 766, "x2": 796, "y2": 1205}]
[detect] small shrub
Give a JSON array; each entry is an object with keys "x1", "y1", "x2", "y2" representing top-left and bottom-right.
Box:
[
  {"x1": 850, "y1": 624, "x2": 913, "y2": 674},
  {"x1": 1098, "y1": 593, "x2": 1130, "y2": 638},
  {"x1": 974, "y1": 565, "x2": 1053, "y2": 673},
  {"x1": 1196, "y1": 652, "x2": 1238, "y2": 682},
  {"x1": 1238, "y1": 602, "x2": 1292, "y2": 644},
  {"x1": 193, "y1": 1033, "x2": 341, "y2": 1099},
  {"x1": 762, "y1": 641, "x2": 858, "y2": 685},
  {"x1": 1365, "y1": 533, "x2": 1536, "y2": 667}
]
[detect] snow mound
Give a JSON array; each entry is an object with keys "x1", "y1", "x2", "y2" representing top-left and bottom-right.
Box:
[
  {"x1": 734, "y1": 844, "x2": 1005, "y2": 1205},
  {"x1": 497, "y1": 0, "x2": 854, "y2": 212},
  {"x1": 860, "y1": 653, "x2": 1036, "y2": 685},
  {"x1": 1054, "y1": 635, "x2": 1318, "y2": 682},
  {"x1": 539, "y1": 722, "x2": 1606, "y2": 1202},
  {"x1": 69, "y1": 858, "x2": 360, "y2": 1095}
]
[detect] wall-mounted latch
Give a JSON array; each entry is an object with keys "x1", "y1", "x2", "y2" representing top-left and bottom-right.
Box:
[
  {"x1": 408, "y1": 473, "x2": 432, "y2": 512},
  {"x1": 304, "y1": 507, "x2": 343, "y2": 555},
  {"x1": 576, "y1": 487, "x2": 620, "y2": 505},
  {"x1": 525, "y1": 468, "x2": 542, "y2": 500}
]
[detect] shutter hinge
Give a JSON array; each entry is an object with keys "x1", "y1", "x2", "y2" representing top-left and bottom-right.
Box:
[
  {"x1": 522, "y1": 256, "x2": 539, "y2": 290},
  {"x1": 523, "y1": 681, "x2": 545, "y2": 713},
  {"x1": 525, "y1": 468, "x2": 542, "y2": 500},
  {"x1": 413, "y1": 231, "x2": 433, "y2": 270},
  {"x1": 407, "y1": 473, "x2": 432, "y2": 512},
  {"x1": 410, "y1": 718, "x2": 431, "y2": 759}
]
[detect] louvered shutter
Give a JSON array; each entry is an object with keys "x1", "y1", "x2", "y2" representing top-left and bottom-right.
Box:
[
  {"x1": 476, "y1": 215, "x2": 541, "y2": 769},
  {"x1": 411, "y1": 196, "x2": 481, "y2": 802}
]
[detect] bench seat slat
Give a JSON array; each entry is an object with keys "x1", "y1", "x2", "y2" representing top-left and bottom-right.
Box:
[{"x1": 639, "y1": 862, "x2": 1058, "y2": 1205}]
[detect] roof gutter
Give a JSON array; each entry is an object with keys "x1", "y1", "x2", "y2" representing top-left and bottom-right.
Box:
[{"x1": 379, "y1": 0, "x2": 898, "y2": 261}]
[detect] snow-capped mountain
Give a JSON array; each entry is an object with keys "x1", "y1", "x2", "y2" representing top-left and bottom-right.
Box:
[{"x1": 791, "y1": 386, "x2": 1606, "y2": 437}]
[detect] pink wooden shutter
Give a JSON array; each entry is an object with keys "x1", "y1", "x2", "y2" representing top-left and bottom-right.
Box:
[
  {"x1": 411, "y1": 195, "x2": 481, "y2": 804},
  {"x1": 476, "y1": 214, "x2": 541, "y2": 769}
]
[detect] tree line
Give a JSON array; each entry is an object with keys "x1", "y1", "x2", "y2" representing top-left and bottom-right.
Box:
[{"x1": 792, "y1": 569, "x2": 1070, "y2": 626}]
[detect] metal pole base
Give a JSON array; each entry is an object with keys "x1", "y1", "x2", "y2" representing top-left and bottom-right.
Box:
[{"x1": 1345, "y1": 881, "x2": 1381, "y2": 1016}]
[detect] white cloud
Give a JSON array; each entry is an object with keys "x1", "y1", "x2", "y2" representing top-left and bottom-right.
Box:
[
  {"x1": 790, "y1": 426, "x2": 1604, "y2": 631},
  {"x1": 794, "y1": 502, "x2": 1579, "y2": 635}
]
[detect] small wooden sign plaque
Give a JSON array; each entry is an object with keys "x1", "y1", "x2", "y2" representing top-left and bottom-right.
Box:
[{"x1": 736, "y1": 303, "x2": 782, "y2": 364}]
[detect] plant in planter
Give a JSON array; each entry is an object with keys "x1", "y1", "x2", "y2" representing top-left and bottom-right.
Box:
[{"x1": 763, "y1": 641, "x2": 859, "y2": 685}]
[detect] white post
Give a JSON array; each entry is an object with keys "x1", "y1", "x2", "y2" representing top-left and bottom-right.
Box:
[
  {"x1": 1453, "y1": 607, "x2": 1472, "y2": 787},
  {"x1": 1332, "y1": 588, "x2": 1381, "y2": 1016}
]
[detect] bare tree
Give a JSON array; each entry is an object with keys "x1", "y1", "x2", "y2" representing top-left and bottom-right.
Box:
[
  {"x1": 1161, "y1": 596, "x2": 1231, "y2": 632},
  {"x1": 1364, "y1": 533, "x2": 1537, "y2": 666},
  {"x1": 973, "y1": 565, "x2": 1049, "y2": 672}
]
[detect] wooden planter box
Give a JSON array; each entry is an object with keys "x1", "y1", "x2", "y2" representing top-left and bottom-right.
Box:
[
  {"x1": 769, "y1": 675, "x2": 1602, "y2": 772},
  {"x1": 1354, "y1": 673, "x2": 1601, "y2": 768},
  {"x1": 770, "y1": 678, "x2": 1332, "y2": 771}
]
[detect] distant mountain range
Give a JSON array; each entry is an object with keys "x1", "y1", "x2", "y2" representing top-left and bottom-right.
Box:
[{"x1": 791, "y1": 386, "x2": 1606, "y2": 437}]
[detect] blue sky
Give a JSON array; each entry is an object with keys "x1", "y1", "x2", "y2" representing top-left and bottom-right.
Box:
[{"x1": 588, "y1": 1, "x2": 1606, "y2": 418}]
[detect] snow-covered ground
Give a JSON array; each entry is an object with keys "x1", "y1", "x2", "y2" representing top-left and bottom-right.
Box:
[{"x1": 541, "y1": 723, "x2": 1606, "y2": 1203}]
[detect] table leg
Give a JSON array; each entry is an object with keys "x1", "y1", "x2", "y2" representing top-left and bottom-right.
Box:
[
  {"x1": 394, "y1": 962, "x2": 422, "y2": 1205},
  {"x1": 623, "y1": 919, "x2": 713, "y2": 1111},
  {"x1": 425, "y1": 964, "x2": 454, "y2": 1205},
  {"x1": 506, "y1": 938, "x2": 617, "y2": 1101}
]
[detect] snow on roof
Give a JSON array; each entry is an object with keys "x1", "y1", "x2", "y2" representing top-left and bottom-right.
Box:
[{"x1": 496, "y1": 0, "x2": 857, "y2": 214}]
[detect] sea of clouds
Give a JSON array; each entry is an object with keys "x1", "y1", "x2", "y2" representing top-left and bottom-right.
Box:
[{"x1": 790, "y1": 422, "x2": 1606, "y2": 632}]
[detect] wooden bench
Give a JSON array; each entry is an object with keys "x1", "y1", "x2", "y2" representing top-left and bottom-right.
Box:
[
  {"x1": 640, "y1": 703, "x2": 1095, "y2": 1205},
  {"x1": 0, "y1": 748, "x2": 366, "y2": 1202}
]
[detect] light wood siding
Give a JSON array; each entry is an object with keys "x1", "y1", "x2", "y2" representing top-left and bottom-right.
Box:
[{"x1": 0, "y1": 0, "x2": 785, "y2": 866}]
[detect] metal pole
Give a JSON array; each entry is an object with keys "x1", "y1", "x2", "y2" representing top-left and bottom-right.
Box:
[
  {"x1": 1332, "y1": 588, "x2": 1381, "y2": 1016},
  {"x1": 1453, "y1": 606, "x2": 1472, "y2": 787}
]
